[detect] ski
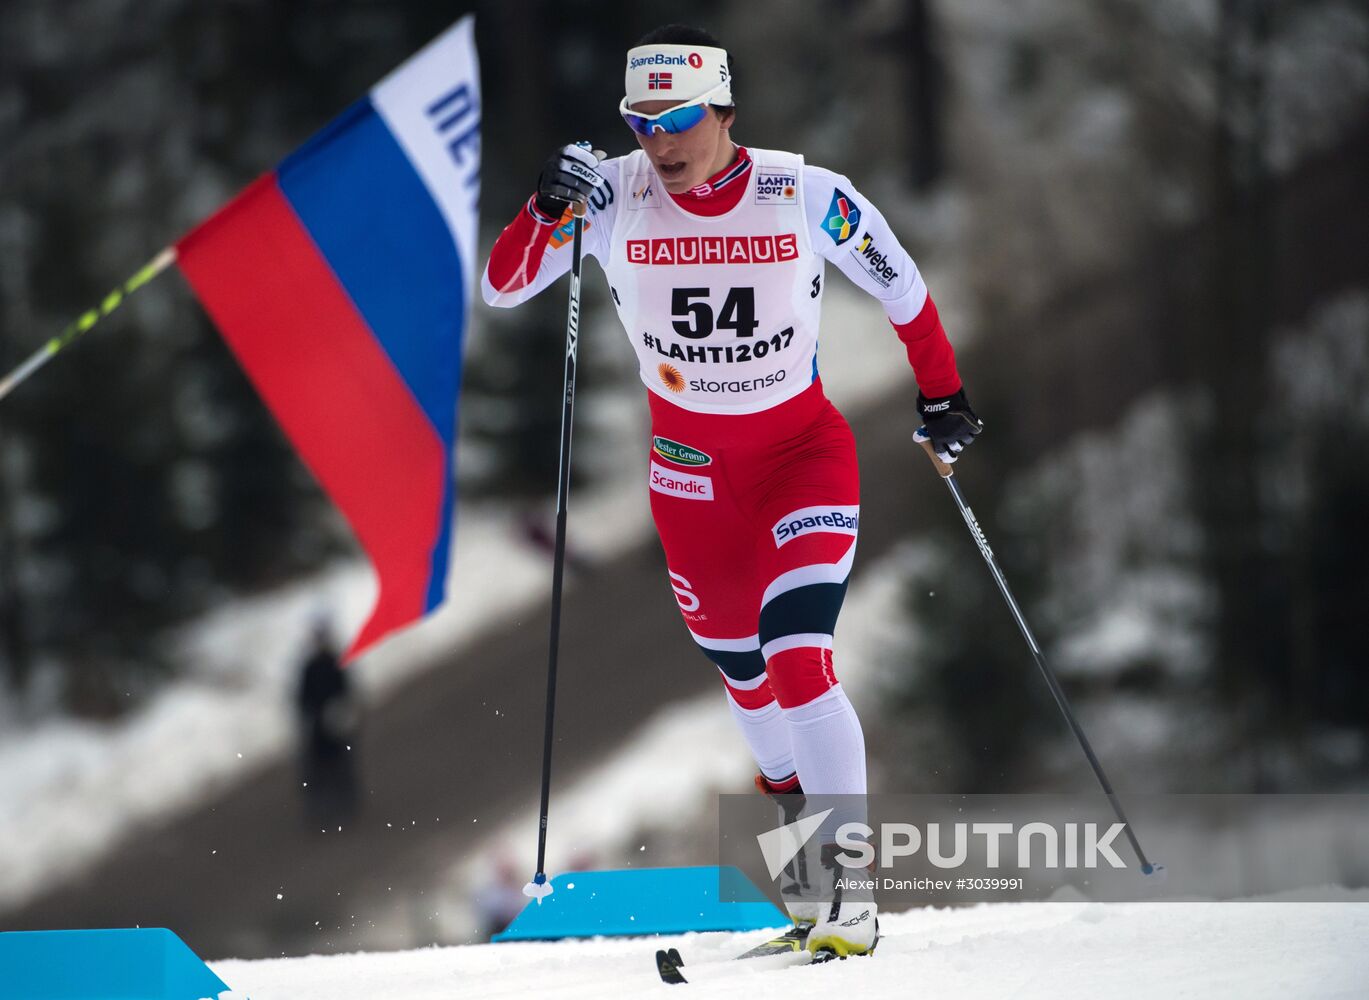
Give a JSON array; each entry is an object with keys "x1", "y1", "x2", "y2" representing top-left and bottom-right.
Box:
[
  {"x1": 655, "y1": 926, "x2": 812, "y2": 985},
  {"x1": 734, "y1": 925, "x2": 811, "y2": 959},
  {"x1": 655, "y1": 947, "x2": 687, "y2": 985}
]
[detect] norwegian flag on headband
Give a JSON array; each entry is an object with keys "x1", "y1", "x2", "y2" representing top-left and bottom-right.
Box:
[{"x1": 648, "y1": 71, "x2": 672, "y2": 90}]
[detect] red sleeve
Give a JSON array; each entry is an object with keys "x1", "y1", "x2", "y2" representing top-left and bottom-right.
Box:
[
  {"x1": 891, "y1": 295, "x2": 962, "y2": 398},
  {"x1": 486, "y1": 196, "x2": 561, "y2": 294}
]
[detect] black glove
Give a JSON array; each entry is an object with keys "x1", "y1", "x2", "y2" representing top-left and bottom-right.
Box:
[
  {"x1": 917, "y1": 388, "x2": 983, "y2": 463},
  {"x1": 534, "y1": 142, "x2": 606, "y2": 220}
]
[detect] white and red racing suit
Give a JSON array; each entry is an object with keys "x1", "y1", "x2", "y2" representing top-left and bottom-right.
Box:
[{"x1": 482, "y1": 145, "x2": 961, "y2": 793}]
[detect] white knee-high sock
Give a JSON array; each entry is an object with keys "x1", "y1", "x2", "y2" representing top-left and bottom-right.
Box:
[
  {"x1": 784, "y1": 684, "x2": 867, "y2": 794},
  {"x1": 725, "y1": 691, "x2": 796, "y2": 783},
  {"x1": 783, "y1": 685, "x2": 867, "y2": 840}
]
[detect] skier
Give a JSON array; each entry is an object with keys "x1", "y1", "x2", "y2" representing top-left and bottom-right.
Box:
[{"x1": 482, "y1": 24, "x2": 981, "y2": 958}]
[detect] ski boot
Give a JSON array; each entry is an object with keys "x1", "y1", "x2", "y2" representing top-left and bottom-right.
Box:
[{"x1": 807, "y1": 843, "x2": 879, "y2": 959}]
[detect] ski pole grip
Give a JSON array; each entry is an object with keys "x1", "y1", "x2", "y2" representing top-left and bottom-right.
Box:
[
  {"x1": 914, "y1": 428, "x2": 955, "y2": 479},
  {"x1": 572, "y1": 200, "x2": 588, "y2": 218}
]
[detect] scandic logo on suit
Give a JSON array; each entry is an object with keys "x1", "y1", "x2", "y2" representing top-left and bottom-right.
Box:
[
  {"x1": 626, "y1": 234, "x2": 800, "y2": 265},
  {"x1": 649, "y1": 461, "x2": 715, "y2": 501}
]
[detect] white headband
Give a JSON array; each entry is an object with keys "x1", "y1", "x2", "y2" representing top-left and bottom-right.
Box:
[{"x1": 624, "y1": 43, "x2": 733, "y2": 108}]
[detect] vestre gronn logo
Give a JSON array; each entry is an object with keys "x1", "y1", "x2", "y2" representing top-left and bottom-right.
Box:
[{"x1": 652, "y1": 436, "x2": 712, "y2": 467}]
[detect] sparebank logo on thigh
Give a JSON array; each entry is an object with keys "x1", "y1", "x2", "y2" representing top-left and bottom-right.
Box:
[
  {"x1": 650, "y1": 461, "x2": 715, "y2": 501},
  {"x1": 772, "y1": 505, "x2": 860, "y2": 547}
]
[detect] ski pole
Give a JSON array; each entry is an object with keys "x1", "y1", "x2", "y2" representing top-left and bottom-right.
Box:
[
  {"x1": 524, "y1": 201, "x2": 588, "y2": 904},
  {"x1": 0, "y1": 248, "x2": 177, "y2": 404},
  {"x1": 913, "y1": 429, "x2": 1160, "y2": 875}
]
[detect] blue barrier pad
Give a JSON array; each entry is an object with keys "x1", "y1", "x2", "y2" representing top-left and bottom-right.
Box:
[
  {"x1": 0, "y1": 928, "x2": 230, "y2": 1000},
  {"x1": 492, "y1": 865, "x2": 787, "y2": 941}
]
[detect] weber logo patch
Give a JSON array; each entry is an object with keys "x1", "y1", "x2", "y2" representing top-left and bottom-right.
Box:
[{"x1": 851, "y1": 232, "x2": 899, "y2": 287}]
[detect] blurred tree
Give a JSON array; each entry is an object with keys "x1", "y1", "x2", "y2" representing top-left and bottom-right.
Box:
[
  {"x1": 883, "y1": 0, "x2": 1369, "y2": 791},
  {"x1": 1197, "y1": 0, "x2": 1276, "y2": 785},
  {"x1": 902, "y1": 0, "x2": 946, "y2": 190},
  {"x1": 0, "y1": 202, "x2": 36, "y2": 694},
  {"x1": 899, "y1": 543, "x2": 1056, "y2": 789},
  {"x1": 1302, "y1": 431, "x2": 1369, "y2": 728},
  {"x1": 0, "y1": 398, "x2": 33, "y2": 696}
]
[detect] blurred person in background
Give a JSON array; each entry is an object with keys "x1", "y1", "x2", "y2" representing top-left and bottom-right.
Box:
[
  {"x1": 472, "y1": 855, "x2": 529, "y2": 940},
  {"x1": 516, "y1": 504, "x2": 592, "y2": 574},
  {"x1": 295, "y1": 616, "x2": 360, "y2": 829},
  {"x1": 482, "y1": 22, "x2": 982, "y2": 959}
]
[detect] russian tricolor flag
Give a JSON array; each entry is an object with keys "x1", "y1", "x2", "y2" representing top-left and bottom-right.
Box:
[{"x1": 176, "y1": 17, "x2": 480, "y2": 659}]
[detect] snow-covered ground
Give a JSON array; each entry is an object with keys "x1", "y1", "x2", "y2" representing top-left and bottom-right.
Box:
[
  {"x1": 210, "y1": 899, "x2": 1369, "y2": 999},
  {"x1": 0, "y1": 274, "x2": 942, "y2": 911}
]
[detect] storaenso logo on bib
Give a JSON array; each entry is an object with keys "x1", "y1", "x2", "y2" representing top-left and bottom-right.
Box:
[
  {"x1": 689, "y1": 369, "x2": 786, "y2": 394},
  {"x1": 650, "y1": 461, "x2": 715, "y2": 501},
  {"x1": 653, "y1": 436, "x2": 712, "y2": 467},
  {"x1": 772, "y1": 505, "x2": 861, "y2": 547}
]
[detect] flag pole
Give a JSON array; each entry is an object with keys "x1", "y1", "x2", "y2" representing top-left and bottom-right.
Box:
[{"x1": 0, "y1": 247, "x2": 178, "y2": 404}]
